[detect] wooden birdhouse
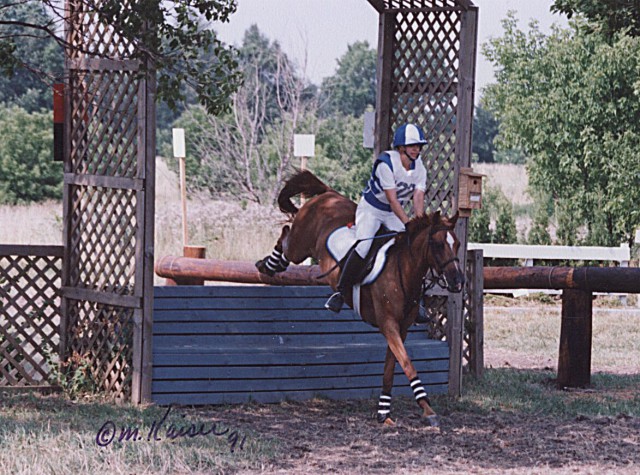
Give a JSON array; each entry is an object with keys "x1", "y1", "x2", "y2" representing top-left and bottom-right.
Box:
[{"x1": 458, "y1": 167, "x2": 484, "y2": 218}]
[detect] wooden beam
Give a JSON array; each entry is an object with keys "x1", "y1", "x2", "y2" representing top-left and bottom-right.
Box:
[
  {"x1": 557, "y1": 289, "x2": 592, "y2": 388},
  {"x1": 366, "y1": 0, "x2": 386, "y2": 14},
  {"x1": 484, "y1": 266, "x2": 640, "y2": 293},
  {"x1": 374, "y1": 11, "x2": 395, "y2": 156},
  {"x1": 155, "y1": 256, "x2": 329, "y2": 286}
]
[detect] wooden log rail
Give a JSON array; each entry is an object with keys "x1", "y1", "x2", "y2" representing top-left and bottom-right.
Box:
[{"x1": 155, "y1": 257, "x2": 640, "y2": 389}]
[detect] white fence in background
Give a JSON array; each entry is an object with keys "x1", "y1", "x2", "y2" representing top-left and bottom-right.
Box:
[{"x1": 468, "y1": 242, "x2": 635, "y2": 305}]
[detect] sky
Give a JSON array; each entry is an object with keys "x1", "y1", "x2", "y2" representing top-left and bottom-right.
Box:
[{"x1": 214, "y1": 0, "x2": 569, "y2": 99}]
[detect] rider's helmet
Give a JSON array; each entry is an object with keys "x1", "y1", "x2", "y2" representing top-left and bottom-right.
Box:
[{"x1": 392, "y1": 123, "x2": 428, "y2": 148}]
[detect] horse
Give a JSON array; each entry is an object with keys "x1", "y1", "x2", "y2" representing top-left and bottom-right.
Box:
[{"x1": 256, "y1": 170, "x2": 465, "y2": 426}]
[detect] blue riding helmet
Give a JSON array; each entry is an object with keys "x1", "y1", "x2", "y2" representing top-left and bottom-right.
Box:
[{"x1": 392, "y1": 123, "x2": 428, "y2": 148}]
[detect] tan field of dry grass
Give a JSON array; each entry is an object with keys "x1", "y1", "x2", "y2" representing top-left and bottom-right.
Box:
[{"x1": 0, "y1": 161, "x2": 530, "y2": 253}]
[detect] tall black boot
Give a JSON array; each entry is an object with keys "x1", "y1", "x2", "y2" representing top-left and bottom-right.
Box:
[{"x1": 325, "y1": 251, "x2": 368, "y2": 313}]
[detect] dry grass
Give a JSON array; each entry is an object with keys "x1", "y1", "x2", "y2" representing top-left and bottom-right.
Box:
[
  {"x1": 154, "y1": 157, "x2": 284, "y2": 265},
  {"x1": 484, "y1": 305, "x2": 640, "y2": 374},
  {"x1": 0, "y1": 201, "x2": 63, "y2": 245},
  {"x1": 474, "y1": 163, "x2": 531, "y2": 206}
]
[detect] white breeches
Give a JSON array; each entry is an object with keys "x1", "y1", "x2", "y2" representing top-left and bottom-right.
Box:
[{"x1": 354, "y1": 198, "x2": 405, "y2": 258}]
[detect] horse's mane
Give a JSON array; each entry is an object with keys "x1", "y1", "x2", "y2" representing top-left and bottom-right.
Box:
[
  {"x1": 277, "y1": 170, "x2": 332, "y2": 216},
  {"x1": 393, "y1": 212, "x2": 451, "y2": 249}
]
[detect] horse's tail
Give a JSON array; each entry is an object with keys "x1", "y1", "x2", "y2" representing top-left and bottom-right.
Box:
[{"x1": 278, "y1": 170, "x2": 331, "y2": 215}]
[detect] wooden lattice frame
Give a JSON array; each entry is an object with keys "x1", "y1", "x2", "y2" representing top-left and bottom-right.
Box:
[
  {"x1": 370, "y1": 0, "x2": 477, "y2": 395},
  {"x1": 62, "y1": 0, "x2": 155, "y2": 402},
  {"x1": 0, "y1": 245, "x2": 63, "y2": 387}
]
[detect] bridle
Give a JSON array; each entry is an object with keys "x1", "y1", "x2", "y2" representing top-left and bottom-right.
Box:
[
  {"x1": 399, "y1": 223, "x2": 461, "y2": 309},
  {"x1": 422, "y1": 225, "x2": 460, "y2": 292}
]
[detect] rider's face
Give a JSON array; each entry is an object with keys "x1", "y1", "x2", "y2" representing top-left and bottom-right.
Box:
[{"x1": 403, "y1": 144, "x2": 423, "y2": 160}]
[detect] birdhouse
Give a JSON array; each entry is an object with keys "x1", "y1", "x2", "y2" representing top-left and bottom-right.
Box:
[{"x1": 458, "y1": 167, "x2": 484, "y2": 218}]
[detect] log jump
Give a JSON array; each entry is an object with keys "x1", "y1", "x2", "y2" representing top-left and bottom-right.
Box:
[
  {"x1": 156, "y1": 256, "x2": 640, "y2": 293},
  {"x1": 155, "y1": 256, "x2": 640, "y2": 389}
]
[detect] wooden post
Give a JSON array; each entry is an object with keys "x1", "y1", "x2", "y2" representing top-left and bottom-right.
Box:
[
  {"x1": 557, "y1": 289, "x2": 593, "y2": 388},
  {"x1": 164, "y1": 246, "x2": 207, "y2": 286},
  {"x1": 179, "y1": 156, "x2": 188, "y2": 247},
  {"x1": 467, "y1": 249, "x2": 484, "y2": 378}
]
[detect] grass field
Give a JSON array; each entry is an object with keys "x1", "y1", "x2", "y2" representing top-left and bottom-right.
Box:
[{"x1": 1, "y1": 302, "x2": 639, "y2": 474}]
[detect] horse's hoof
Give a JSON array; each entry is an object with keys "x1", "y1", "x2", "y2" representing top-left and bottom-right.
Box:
[
  {"x1": 255, "y1": 259, "x2": 275, "y2": 276},
  {"x1": 383, "y1": 417, "x2": 396, "y2": 427},
  {"x1": 422, "y1": 414, "x2": 439, "y2": 427}
]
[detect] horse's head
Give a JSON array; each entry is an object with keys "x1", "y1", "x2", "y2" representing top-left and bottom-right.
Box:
[{"x1": 406, "y1": 212, "x2": 465, "y2": 293}]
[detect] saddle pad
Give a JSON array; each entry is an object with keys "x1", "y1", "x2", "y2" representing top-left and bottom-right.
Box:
[{"x1": 325, "y1": 226, "x2": 395, "y2": 286}]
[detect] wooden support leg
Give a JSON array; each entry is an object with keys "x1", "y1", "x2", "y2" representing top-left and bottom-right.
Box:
[{"x1": 557, "y1": 289, "x2": 592, "y2": 388}]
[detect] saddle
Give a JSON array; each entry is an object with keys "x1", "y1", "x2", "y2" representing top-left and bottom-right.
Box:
[{"x1": 325, "y1": 224, "x2": 397, "y2": 286}]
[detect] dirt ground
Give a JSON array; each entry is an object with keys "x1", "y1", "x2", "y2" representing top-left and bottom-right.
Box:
[
  {"x1": 178, "y1": 339, "x2": 640, "y2": 475},
  {"x1": 199, "y1": 390, "x2": 640, "y2": 475}
]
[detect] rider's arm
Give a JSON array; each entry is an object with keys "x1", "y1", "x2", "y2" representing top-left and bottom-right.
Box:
[
  {"x1": 384, "y1": 188, "x2": 411, "y2": 224},
  {"x1": 413, "y1": 189, "x2": 425, "y2": 217}
]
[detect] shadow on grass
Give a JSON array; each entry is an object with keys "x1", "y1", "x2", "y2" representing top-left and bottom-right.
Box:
[{"x1": 436, "y1": 367, "x2": 640, "y2": 418}]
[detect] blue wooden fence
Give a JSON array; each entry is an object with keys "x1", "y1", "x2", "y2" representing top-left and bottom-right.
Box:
[{"x1": 152, "y1": 285, "x2": 449, "y2": 405}]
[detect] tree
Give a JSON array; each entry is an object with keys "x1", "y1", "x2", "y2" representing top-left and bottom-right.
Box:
[
  {"x1": 471, "y1": 104, "x2": 498, "y2": 163},
  {"x1": 319, "y1": 41, "x2": 377, "y2": 117},
  {"x1": 0, "y1": 3, "x2": 63, "y2": 112},
  {"x1": 0, "y1": 1, "x2": 242, "y2": 115},
  {"x1": 552, "y1": 0, "x2": 640, "y2": 39},
  {"x1": 311, "y1": 114, "x2": 374, "y2": 200},
  {"x1": 483, "y1": 13, "x2": 640, "y2": 246},
  {"x1": 174, "y1": 26, "x2": 317, "y2": 204},
  {"x1": 0, "y1": 107, "x2": 62, "y2": 204}
]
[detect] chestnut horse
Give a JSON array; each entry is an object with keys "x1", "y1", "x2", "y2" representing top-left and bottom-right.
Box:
[{"x1": 256, "y1": 171, "x2": 464, "y2": 425}]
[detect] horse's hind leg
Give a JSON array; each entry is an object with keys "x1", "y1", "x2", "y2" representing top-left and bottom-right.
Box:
[
  {"x1": 381, "y1": 326, "x2": 439, "y2": 426},
  {"x1": 256, "y1": 225, "x2": 291, "y2": 276}
]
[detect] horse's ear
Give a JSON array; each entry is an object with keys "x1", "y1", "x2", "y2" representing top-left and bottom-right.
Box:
[{"x1": 450, "y1": 211, "x2": 459, "y2": 225}]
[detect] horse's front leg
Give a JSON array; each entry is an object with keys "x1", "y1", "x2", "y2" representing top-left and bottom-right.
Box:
[
  {"x1": 377, "y1": 346, "x2": 396, "y2": 425},
  {"x1": 256, "y1": 225, "x2": 291, "y2": 276},
  {"x1": 381, "y1": 325, "x2": 439, "y2": 426}
]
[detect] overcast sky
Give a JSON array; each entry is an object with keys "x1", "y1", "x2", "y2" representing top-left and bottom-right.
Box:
[{"x1": 215, "y1": 0, "x2": 568, "y2": 100}]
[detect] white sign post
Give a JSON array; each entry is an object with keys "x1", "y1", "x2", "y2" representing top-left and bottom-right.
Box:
[
  {"x1": 172, "y1": 128, "x2": 188, "y2": 248},
  {"x1": 293, "y1": 134, "x2": 315, "y2": 206}
]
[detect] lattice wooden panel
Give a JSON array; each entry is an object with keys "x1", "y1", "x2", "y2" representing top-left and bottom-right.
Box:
[
  {"x1": 64, "y1": 0, "x2": 151, "y2": 401},
  {"x1": 66, "y1": 300, "x2": 134, "y2": 400},
  {"x1": 68, "y1": 186, "x2": 137, "y2": 294},
  {"x1": 0, "y1": 247, "x2": 62, "y2": 386},
  {"x1": 67, "y1": 0, "x2": 135, "y2": 60},
  {"x1": 385, "y1": 1, "x2": 462, "y2": 8},
  {"x1": 390, "y1": 10, "x2": 461, "y2": 215},
  {"x1": 69, "y1": 70, "x2": 139, "y2": 177}
]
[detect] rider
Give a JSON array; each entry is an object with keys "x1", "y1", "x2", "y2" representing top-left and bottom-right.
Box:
[{"x1": 325, "y1": 123, "x2": 428, "y2": 313}]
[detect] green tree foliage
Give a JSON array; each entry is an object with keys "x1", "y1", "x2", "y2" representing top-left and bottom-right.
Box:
[
  {"x1": 311, "y1": 115, "x2": 373, "y2": 200},
  {"x1": 552, "y1": 0, "x2": 640, "y2": 38},
  {"x1": 0, "y1": 3, "x2": 63, "y2": 112},
  {"x1": 483, "y1": 13, "x2": 640, "y2": 246},
  {"x1": 468, "y1": 206, "x2": 492, "y2": 243},
  {"x1": 0, "y1": 1, "x2": 242, "y2": 116},
  {"x1": 169, "y1": 26, "x2": 317, "y2": 204},
  {"x1": 319, "y1": 41, "x2": 376, "y2": 117},
  {"x1": 471, "y1": 104, "x2": 498, "y2": 163},
  {"x1": 0, "y1": 107, "x2": 62, "y2": 204}
]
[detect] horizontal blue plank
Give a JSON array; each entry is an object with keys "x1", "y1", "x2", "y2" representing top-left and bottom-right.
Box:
[
  {"x1": 154, "y1": 296, "x2": 335, "y2": 311},
  {"x1": 152, "y1": 371, "x2": 449, "y2": 394},
  {"x1": 152, "y1": 383, "x2": 449, "y2": 405},
  {"x1": 154, "y1": 285, "x2": 333, "y2": 299},
  {"x1": 153, "y1": 308, "x2": 362, "y2": 322},
  {"x1": 153, "y1": 320, "x2": 384, "y2": 335},
  {"x1": 153, "y1": 358, "x2": 449, "y2": 380},
  {"x1": 153, "y1": 341, "x2": 450, "y2": 366}
]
